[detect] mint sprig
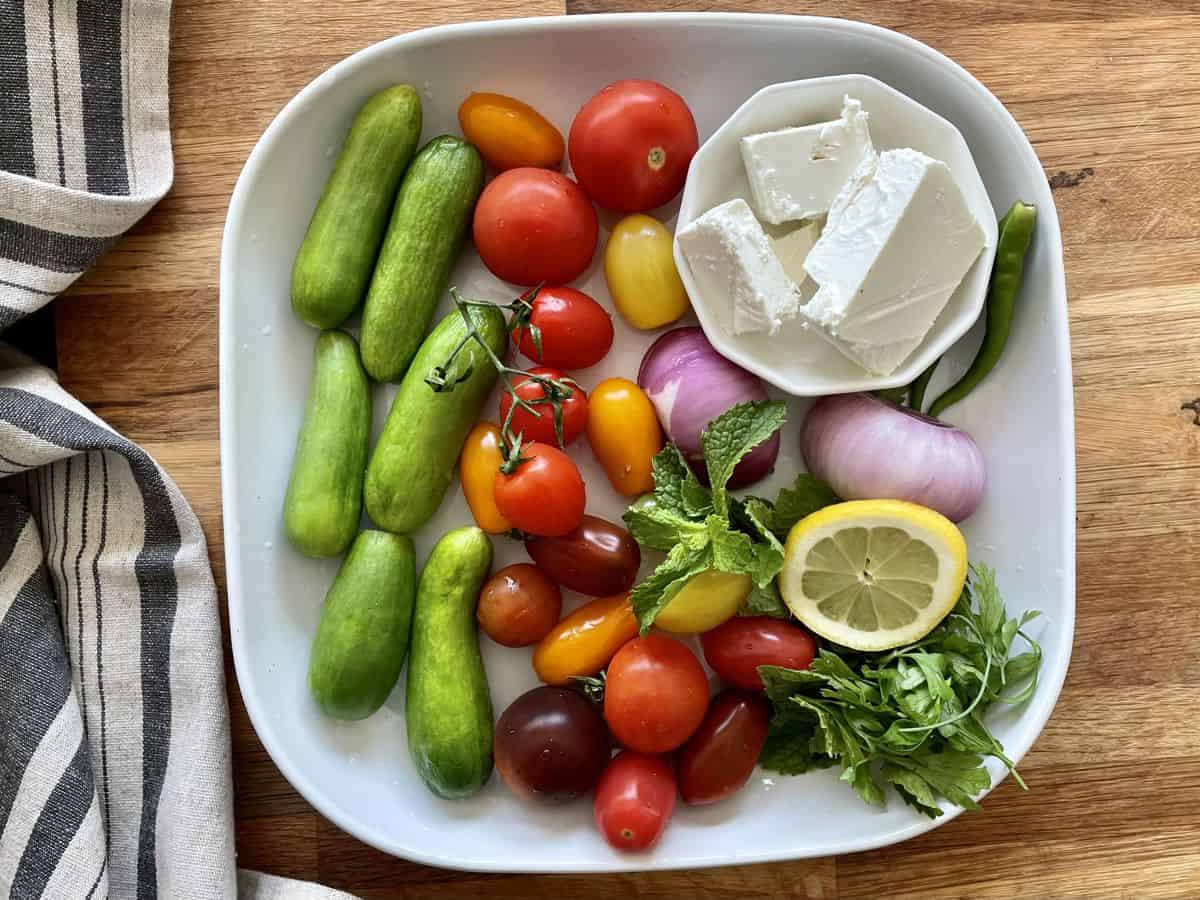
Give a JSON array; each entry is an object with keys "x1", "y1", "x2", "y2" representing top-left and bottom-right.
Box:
[{"x1": 622, "y1": 401, "x2": 837, "y2": 633}]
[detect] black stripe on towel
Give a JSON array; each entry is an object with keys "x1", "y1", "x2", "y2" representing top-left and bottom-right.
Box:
[
  {"x1": 76, "y1": 0, "x2": 129, "y2": 195},
  {"x1": 0, "y1": 218, "x2": 117, "y2": 274},
  {"x1": 0, "y1": 0, "x2": 36, "y2": 178},
  {"x1": 10, "y1": 737, "x2": 97, "y2": 899},
  {"x1": 47, "y1": 0, "x2": 66, "y2": 185},
  {"x1": 0, "y1": 389, "x2": 179, "y2": 898},
  {"x1": 94, "y1": 451, "x2": 112, "y2": 853},
  {"x1": 0, "y1": 514, "x2": 74, "y2": 838}
]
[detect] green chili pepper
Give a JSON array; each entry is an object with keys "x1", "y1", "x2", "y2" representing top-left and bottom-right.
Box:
[
  {"x1": 927, "y1": 201, "x2": 1037, "y2": 417},
  {"x1": 874, "y1": 385, "x2": 909, "y2": 405},
  {"x1": 908, "y1": 357, "x2": 939, "y2": 413}
]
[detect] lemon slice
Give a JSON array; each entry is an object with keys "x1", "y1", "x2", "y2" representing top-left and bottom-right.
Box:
[{"x1": 780, "y1": 499, "x2": 968, "y2": 652}]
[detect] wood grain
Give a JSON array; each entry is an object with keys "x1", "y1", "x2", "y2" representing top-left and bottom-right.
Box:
[{"x1": 53, "y1": 0, "x2": 1200, "y2": 897}]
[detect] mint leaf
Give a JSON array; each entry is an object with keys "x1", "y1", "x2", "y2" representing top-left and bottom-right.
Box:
[
  {"x1": 650, "y1": 445, "x2": 704, "y2": 515},
  {"x1": 629, "y1": 542, "x2": 712, "y2": 634},
  {"x1": 740, "y1": 582, "x2": 789, "y2": 618},
  {"x1": 736, "y1": 496, "x2": 778, "y2": 540},
  {"x1": 681, "y1": 479, "x2": 714, "y2": 517},
  {"x1": 623, "y1": 501, "x2": 704, "y2": 552},
  {"x1": 705, "y1": 515, "x2": 784, "y2": 588},
  {"x1": 700, "y1": 401, "x2": 787, "y2": 516},
  {"x1": 706, "y1": 515, "x2": 754, "y2": 571},
  {"x1": 772, "y1": 474, "x2": 840, "y2": 537}
]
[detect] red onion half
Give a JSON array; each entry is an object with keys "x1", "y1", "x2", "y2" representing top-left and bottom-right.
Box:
[
  {"x1": 638, "y1": 327, "x2": 779, "y2": 488},
  {"x1": 800, "y1": 393, "x2": 986, "y2": 522}
]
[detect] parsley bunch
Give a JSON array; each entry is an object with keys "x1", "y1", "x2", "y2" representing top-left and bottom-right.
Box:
[
  {"x1": 759, "y1": 564, "x2": 1043, "y2": 818},
  {"x1": 621, "y1": 400, "x2": 838, "y2": 631}
]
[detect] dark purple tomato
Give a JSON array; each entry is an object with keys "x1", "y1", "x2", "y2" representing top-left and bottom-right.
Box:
[
  {"x1": 494, "y1": 686, "x2": 610, "y2": 803},
  {"x1": 525, "y1": 515, "x2": 640, "y2": 596}
]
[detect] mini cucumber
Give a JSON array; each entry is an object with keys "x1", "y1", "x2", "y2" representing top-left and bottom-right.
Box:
[
  {"x1": 283, "y1": 330, "x2": 371, "y2": 558},
  {"x1": 307, "y1": 531, "x2": 416, "y2": 720},
  {"x1": 360, "y1": 136, "x2": 485, "y2": 381},
  {"x1": 406, "y1": 526, "x2": 494, "y2": 799},
  {"x1": 291, "y1": 85, "x2": 422, "y2": 329},
  {"x1": 364, "y1": 305, "x2": 505, "y2": 534}
]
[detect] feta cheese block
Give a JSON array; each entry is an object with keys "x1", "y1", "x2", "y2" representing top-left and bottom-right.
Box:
[
  {"x1": 739, "y1": 96, "x2": 875, "y2": 225},
  {"x1": 799, "y1": 148, "x2": 987, "y2": 375},
  {"x1": 677, "y1": 198, "x2": 800, "y2": 336}
]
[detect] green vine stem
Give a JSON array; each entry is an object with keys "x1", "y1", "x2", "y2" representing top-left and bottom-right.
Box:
[{"x1": 427, "y1": 286, "x2": 580, "y2": 472}]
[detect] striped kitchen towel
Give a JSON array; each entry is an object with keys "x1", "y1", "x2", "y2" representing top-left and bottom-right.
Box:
[{"x1": 0, "y1": 3, "x2": 352, "y2": 899}]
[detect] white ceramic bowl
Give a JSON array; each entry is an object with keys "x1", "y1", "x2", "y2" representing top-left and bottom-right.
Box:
[
  {"x1": 675, "y1": 74, "x2": 999, "y2": 396},
  {"x1": 220, "y1": 13, "x2": 1073, "y2": 872}
]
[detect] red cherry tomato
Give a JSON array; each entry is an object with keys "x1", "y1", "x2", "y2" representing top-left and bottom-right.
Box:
[
  {"x1": 512, "y1": 286, "x2": 614, "y2": 370},
  {"x1": 594, "y1": 751, "x2": 676, "y2": 852},
  {"x1": 605, "y1": 635, "x2": 709, "y2": 753},
  {"x1": 568, "y1": 80, "x2": 699, "y2": 213},
  {"x1": 678, "y1": 690, "x2": 770, "y2": 806},
  {"x1": 498, "y1": 367, "x2": 588, "y2": 446},
  {"x1": 477, "y1": 563, "x2": 562, "y2": 648},
  {"x1": 494, "y1": 442, "x2": 586, "y2": 537},
  {"x1": 701, "y1": 616, "x2": 817, "y2": 691},
  {"x1": 473, "y1": 168, "x2": 598, "y2": 286}
]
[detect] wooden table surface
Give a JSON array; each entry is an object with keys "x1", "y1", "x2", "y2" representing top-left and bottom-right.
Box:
[{"x1": 52, "y1": 0, "x2": 1200, "y2": 896}]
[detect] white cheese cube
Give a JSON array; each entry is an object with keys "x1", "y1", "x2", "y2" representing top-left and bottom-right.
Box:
[
  {"x1": 739, "y1": 97, "x2": 875, "y2": 225},
  {"x1": 677, "y1": 198, "x2": 800, "y2": 336},
  {"x1": 799, "y1": 148, "x2": 987, "y2": 375}
]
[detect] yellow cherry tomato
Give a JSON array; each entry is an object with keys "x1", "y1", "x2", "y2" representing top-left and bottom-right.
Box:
[
  {"x1": 459, "y1": 422, "x2": 511, "y2": 534},
  {"x1": 586, "y1": 377, "x2": 663, "y2": 497},
  {"x1": 654, "y1": 570, "x2": 752, "y2": 634},
  {"x1": 604, "y1": 213, "x2": 690, "y2": 330},
  {"x1": 532, "y1": 593, "x2": 637, "y2": 685},
  {"x1": 458, "y1": 92, "x2": 565, "y2": 171}
]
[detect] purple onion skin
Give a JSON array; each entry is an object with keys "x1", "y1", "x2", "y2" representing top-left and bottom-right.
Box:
[
  {"x1": 638, "y1": 327, "x2": 779, "y2": 489},
  {"x1": 800, "y1": 393, "x2": 986, "y2": 523}
]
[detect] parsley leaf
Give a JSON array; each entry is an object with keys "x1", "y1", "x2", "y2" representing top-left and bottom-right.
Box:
[
  {"x1": 701, "y1": 400, "x2": 788, "y2": 516},
  {"x1": 881, "y1": 748, "x2": 990, "y2": 818},
  {"x1": 629, "y1": 542, "x2": 712, "y2": 634},
  {"x1": 759, "y1": 707, "x2": 831, "y2": 775}
]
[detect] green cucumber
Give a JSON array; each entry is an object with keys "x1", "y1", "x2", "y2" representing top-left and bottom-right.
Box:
[
  {"x1": 283, "y1": 330, "x2": 371, "y2": 557},
  {"x1": 291, "y1": 85, "x2": 422, "y2": 329},
  {"x1": 364, "y1": 305, "x2": 505, "y2": 534},
  {"x1": 359, "y1": 135, "x2": 485, "y2": 381},
  {"x1": 406, "y1": 526, "x2": 494, "y2": 799},
  {"x1": 307, "y1": 531, "x2": 416, "y2": 720}
]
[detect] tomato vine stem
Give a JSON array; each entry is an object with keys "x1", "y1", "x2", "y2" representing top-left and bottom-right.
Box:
[{"x1": 428, "y1": 285, "x2": 580, "y2": 468}]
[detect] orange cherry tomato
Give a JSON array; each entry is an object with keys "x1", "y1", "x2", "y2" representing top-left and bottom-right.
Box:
[
  {"x1": 586, "y1": 378, "x2": 663, "y2": 496},
  {"x1": 532, "y1": 593, "x2": 637, "y2": 686},
  {"x1": 459, "y1": 422, "x2": 511, "y2": 534},
  {"x1": 458, "y1": 92, "x2": 565, "y2": 171}
]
